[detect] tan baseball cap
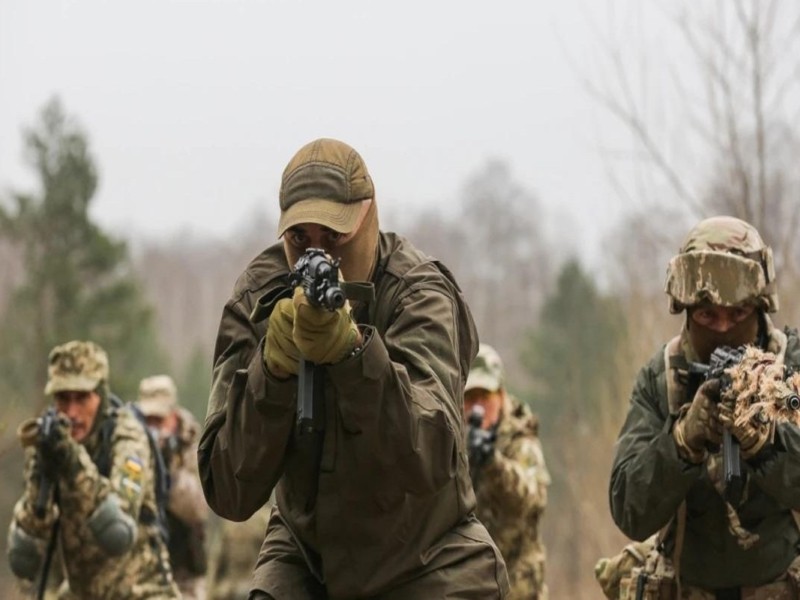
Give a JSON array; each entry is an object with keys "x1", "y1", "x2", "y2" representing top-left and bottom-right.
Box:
[
  {"x1": 136, "y1": 375, "x2": 178, "y2": 418},
  {"x1": 277, "y1": 138, "x2": 374, "y2": 237},
  {"x1": 465, "y1": 344, "x2": 505, "y2": 393},
  {"x1": 44, "y1": 340, "x2": 109, "y2": 395}
]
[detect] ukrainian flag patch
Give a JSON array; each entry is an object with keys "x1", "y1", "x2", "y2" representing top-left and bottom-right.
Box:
[{"x1": 123, "y1": 456, "x2": 143, "y2": 476}]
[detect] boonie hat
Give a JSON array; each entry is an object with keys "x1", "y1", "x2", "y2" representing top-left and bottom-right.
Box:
[
  {"x1": 465, "y1": 344, "x2": 505, "y2": 393},
  {"x1": 137, "y1": 375, "x2": 178, "y2": 418},
  {"x1": 44, "y1": 340, "x2": 109, "y2": 395}
]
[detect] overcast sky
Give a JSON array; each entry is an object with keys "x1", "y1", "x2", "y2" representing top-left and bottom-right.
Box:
[{"x1": 0, "y1": 0, "x2": 670, "y2": 261}]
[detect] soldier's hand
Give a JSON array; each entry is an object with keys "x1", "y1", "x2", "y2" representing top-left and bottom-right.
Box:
[
  {"x1": 292, "y1": 286, "x2": 360, "y2": 364},
  {"x1": 718, "y1": 403, "x2": 770, "y2": 460},
  {"x1": 264, "y1": 296, "x2": 301, "y2": 378},
  {"x1": 673, "y1": 379, "x2": 723, "y2": 463},
  {"x1": 38, "y1": 412, "x2": 78, "y2": 475},
  {"x1": 17, "y1": 418, "x2": 41, "y2": 449}
]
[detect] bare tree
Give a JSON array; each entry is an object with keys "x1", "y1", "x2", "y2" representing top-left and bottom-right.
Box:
[
  {"x1": 133, "y1": 208, "x2": 277, "y2": 380},
  {"x1": 582, "y1": 0, "x2": 800, "y2": 270},
  {"x1": 402, "y1": 159, "x2": 553, "y2": 387},
  {"x1": 562, "y1": 4, "x2": 800, "y2": 594}
]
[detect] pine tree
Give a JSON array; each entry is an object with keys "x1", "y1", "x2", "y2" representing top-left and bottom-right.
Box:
[
  {"x1": 179, "y1": 343, "x2": 212, "y2": 421},
  {"x1": 0, "y1": 97, "x2": 167, "y2": 403},
  {"x1": 520, "y1": 258, "x2": 628, "y2": 593}
]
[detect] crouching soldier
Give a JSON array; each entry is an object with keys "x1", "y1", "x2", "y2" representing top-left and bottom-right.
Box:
[{"x1": 7, "y1": 340, "x2": 179, "y2": 599}]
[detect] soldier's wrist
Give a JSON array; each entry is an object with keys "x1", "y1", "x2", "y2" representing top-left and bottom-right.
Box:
[
  {"x1": 739, "y1": 430, "x2": 770, "y2": 461},
  {"x1": 672, "y1": 420, "x2": 706, "y2": 464}
]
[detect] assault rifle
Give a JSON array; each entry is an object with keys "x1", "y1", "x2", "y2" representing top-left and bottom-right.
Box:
[
  {"x1": 17, "y1": 408, "x2": 62, "y2": 600},
  {"x1": 17, "y1": 407, "x2": 60, "y2": 515},
  {"x1": 689, "y1": 345, "x2": 746, "y2": 504},
  {"x1": 33, "y1": 409, "x2": 58, "y2": 519},
  {"x1": 467, "y1": 405, "x2": 496, "y2": 488},
  {"x1": 288, "y1": 248, "x2": 346, "y2": 436}
]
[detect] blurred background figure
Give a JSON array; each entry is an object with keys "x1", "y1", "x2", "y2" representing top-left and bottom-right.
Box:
[
  {"x1": 137, "y1": 374, "x2": 209, "y2": 599},
  {"x1": 206, "y1": 501, "x2": 272, "y2": 600},
  {"x1": 464, "y1": 343, "x2": 551, "y2": 599}
]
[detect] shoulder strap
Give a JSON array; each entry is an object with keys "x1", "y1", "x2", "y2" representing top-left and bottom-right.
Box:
[
  {"x1": 660, "y1": 338, "x2": 689, "y2": 586},
  {"x1": 664, "y1": 335, "x2": 686, "y2": 415},
  {"x1": 768, "y1": 326, "x2": 789, "y2": 364},
  {"x1": 95, "y1": 395, "x2": 123, "y2": 478},
  {"x1": 125, "y1": 401, "x2": 171, "y2": 545}
]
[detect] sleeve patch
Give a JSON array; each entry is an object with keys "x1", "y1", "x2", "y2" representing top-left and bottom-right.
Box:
[
  {"x1": 122, "y1": 478, "x2": 142, "y2": 495},
  {"x1": 123, "y1": 456, "x2": 144, "y2": 477}
]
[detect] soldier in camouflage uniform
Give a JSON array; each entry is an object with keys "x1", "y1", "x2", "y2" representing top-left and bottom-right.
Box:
[
  {"x1": 464, "y1": 344, "x2": 550, "y2": 599},
  {"x1": 7, "y1": 340, "x2": 179, "y2": 599},
  {"x1": 609, "y1": 217, "x2": 800, "y2": 598},
  {"x1": 137, "y1": 374, "x2": 209, "y2": 599}
]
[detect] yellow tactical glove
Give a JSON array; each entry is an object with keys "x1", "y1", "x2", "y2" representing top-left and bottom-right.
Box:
[
  {"x1": 264, "y1": 297, "x2": 300, "y2": 378},
  {"x1": 673, "y1": 379, "x2": 723, "y2": 463},
  {"x1": 292, "y1": 286, "x2": 359, "y2": 365},
  {"x1": 718, "y1": 403, "x2": 770, "y2": 460}
]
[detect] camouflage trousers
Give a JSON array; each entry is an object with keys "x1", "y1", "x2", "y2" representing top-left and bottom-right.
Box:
[{"x1": 619, "y1": 575, "x2": 799, "y2": 600}]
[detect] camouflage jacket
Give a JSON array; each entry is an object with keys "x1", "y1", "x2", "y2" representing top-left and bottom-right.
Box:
[
  {"x1": 165, "y1": 407, "x2": 208, "y2": 593},
  {"x1": 199, "y1": 232, "x2": 509, "y2": 598},
  {"x1": 10, "y1": 403, "x2": 178, "y2": 599},
  {"x1": 475, "y1": 394, "x2": 550, "y2": 599},
  {"x1": 610, "y1": 316, "x2": 800, "y2": 588}
]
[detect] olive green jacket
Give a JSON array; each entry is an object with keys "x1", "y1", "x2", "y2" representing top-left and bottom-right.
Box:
[
  {"x1": 198, "y1": 232, "x2": 506, "y2": 597},
  {"x1": 610, "y1": 318, "x2": 800, "y2": 588}
]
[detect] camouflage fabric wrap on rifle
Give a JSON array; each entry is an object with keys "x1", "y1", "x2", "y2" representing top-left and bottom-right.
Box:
[{"x1": 712, "y1": 346, "x2": 800, "y2": 550}]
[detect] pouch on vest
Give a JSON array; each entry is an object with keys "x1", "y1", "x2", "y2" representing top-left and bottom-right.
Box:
[
  {"x1": 619, "y1": 569, "x2": 678, "y2": 600},
  {"x1": 594, "y1": 536, "x2": 656, "y2": 599}
]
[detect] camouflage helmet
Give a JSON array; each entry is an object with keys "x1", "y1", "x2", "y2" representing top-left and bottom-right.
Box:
[
  {"x1": 137, "y1": 374, "x2": 178, "y2": 418},
  {"x1": 664, "y1": 216, "x2": 778, "y2": 314},
  {"x1": 44, "y1": 340, "x2": 109, "y2": 395},
  {"x1": 465, "y1": 344, "x2": 505, "y2": 393}
]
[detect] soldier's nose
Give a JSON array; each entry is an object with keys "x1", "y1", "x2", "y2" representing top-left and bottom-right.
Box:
[
  {"x1": 712, "y1": 316, "x2": 735, "y2": 333},
  {"x1": 64, "y1": 402, "x2": 81, "y2": 420}
]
